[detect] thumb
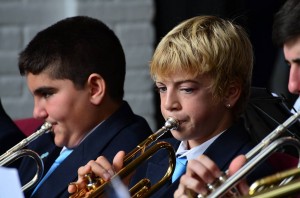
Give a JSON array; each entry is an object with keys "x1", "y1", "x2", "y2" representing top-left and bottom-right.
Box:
[
  {"x1": 112, "y1": 151, "x2": 126, "y2": 172},
  {"x1": 228, "y1": 155, "x2": 249, "y2": 195},
  {"x1": 228, "y1": 155, "x2": 246, "y2": 176}
]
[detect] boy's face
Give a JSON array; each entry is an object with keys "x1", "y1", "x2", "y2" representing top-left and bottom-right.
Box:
[
  {"x1": 156, "y1": 73, "x2": 229, "y2": 148},
  {"x1": 284, "y1": 36, "x2": 300, "y2": 96},
  {"x1": 27, "y1": 72, "x2": 94, "y2": 148}
]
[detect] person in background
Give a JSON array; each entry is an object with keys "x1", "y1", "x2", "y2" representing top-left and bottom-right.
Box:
[
  {"x1": 69, "y1": 15, "x2": 275, "y2": 197},
  {"x1": 273, "y1": 0, "x2": 300, "y2": 114},
  {"x1": 13, "y1": 16, "x2": 152, "y2": 198}
]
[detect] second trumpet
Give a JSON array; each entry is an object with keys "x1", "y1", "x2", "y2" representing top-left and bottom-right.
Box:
[{"x1": 70, "y1": 117, "x2": 179, "y2": 198}]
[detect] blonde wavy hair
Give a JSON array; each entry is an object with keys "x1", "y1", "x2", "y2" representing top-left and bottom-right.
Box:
[{"x1": 150, "y1": 15, "x2": 253, "y2": 118}]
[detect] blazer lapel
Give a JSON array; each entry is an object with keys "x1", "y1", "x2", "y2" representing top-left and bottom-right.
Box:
[
  {"x1": 33, "y1": 102, "x2": 139, "y2": 197},
  {"x1": 204, "y1": 119, "x2": 253, "y2": 171}
]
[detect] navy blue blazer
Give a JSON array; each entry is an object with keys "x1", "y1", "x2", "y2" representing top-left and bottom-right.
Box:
[
  {"x1": 130, "y1": 118, "x2": 275, "y2": 197},
  {"x1": 17, "y1": 101, "x2": 152, "y2": 198},
  {"x1": 0, "y1": 99, "x2": 26, "y2": 155}
]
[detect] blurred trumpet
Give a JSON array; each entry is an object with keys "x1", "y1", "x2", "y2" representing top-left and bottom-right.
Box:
[
  {"x1": 69, "y1": 117, "x2": 179, "y2": 198},
  {"x1": 197, "y1": 110, "x2": 300, "y2": 198},
  {"x1": 0, "y1": 122, "x2": 52, "y2": 191},
  {"x1": 242, "y1": 167, "x2": 300, "y2": 197}
]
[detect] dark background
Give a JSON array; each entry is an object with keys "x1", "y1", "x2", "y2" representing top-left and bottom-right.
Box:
[{"x1": 152, "y1": 0, "x2": 294, "y2": 128}]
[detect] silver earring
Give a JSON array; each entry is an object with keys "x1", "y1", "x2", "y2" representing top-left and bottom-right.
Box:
[{"x1": 226, "y1": 104, "x2": 231, "y2": 108}]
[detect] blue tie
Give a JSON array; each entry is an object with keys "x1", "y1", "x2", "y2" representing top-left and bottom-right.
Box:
[
  {"x1": 31, "y1": 149, "x2": 73, "y2": 196},
  {"x1": 172, "y1": 156, "x2": 187, "y2": 182}
]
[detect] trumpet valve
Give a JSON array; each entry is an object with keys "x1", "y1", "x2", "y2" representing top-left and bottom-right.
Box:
[
  {"x1": 207, "y1": 173, "x2": 228, "y2": 192},
  {"x1": 85, "y1": 173, "x2": 103, "y2": 191}
]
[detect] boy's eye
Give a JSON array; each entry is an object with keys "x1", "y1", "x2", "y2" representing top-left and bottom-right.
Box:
[
  {"x1": 36, "y1": 88, "x2": 56, "y2": 99},
  {"x1": 40, "y1": 91, "x2": 53, "y2": 98},
  {"x1": 155, "y1": 86, "x2": 167, "y2": 93},
  {"x1": 44, "y1": 93, "x2": 52, "y2": 98},
  {"x1": 180, "y1": 88, "x2": 194, "y2": 93}
]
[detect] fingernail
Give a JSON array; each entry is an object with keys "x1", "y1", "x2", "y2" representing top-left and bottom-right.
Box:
[
  {"x1": 103, "y1": 173, "x2": 111, "y2": 180},
  {"x1": 108, "y1": 169, "x2": 115, "y2": 177}
]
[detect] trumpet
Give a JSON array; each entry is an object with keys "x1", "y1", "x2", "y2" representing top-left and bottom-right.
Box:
[
  {"x1": 0, "y1": 122, "x2": 52, "y2": 191},
  {"x1": 69, "y1": 117, "x2": 179, "y2": 198},
  {"x1": 242, "y1": 167, "x2": 300, "y2": 197},
  {"x1": 197, "y1": 110, "x2": 300, "y2": 198}
]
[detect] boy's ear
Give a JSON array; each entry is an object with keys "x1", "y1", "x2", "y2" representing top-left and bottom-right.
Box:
[
  {"x1": 87, "y1": 73, "x2": 106, "y2": 105},
  {"x1": 224, "y1": 82, "x2": 241, "y2": 108}
]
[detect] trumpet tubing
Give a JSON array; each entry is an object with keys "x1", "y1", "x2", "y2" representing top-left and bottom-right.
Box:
[
  {"x1": 0, "y1": 122, "x2": 52, "y2": 191},
  {"x1": 239, "y1": 168, "x2": 300, "y2": 198},
  {"x1": 207, "y1": 136, "x2": 300, "y2": 198},
  {"x1": 197, "y1": 110, "x2": 300, "y2": 198},
  {"x1": 89, "y1": 142, "x2": 176, "y2": 198},
  {"x1": 69, "y1": 117, "x2": 179, "y2": 198},
  {"x1": 243, "y1": 178, "x2": 300, "y2": 198},
  {"x1": 248, "y1": 167, "x2": 300, "y2": 195}
]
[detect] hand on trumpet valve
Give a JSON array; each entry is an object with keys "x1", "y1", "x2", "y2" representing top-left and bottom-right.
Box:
[
  {"x1": 68, "y1": 151, "x2": 127, "y2": 197},
  {"x1": 174, "y1": 155, "x2": 222, "y2": 198},
  {"x1": 174, "y1": 155, "x2": 250, "y2": 198}
]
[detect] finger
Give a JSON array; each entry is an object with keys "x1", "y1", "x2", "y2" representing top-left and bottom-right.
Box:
[
  {"x1": 228, "y1": 155, "x2": 249, "y2": 195},
  {"x1": 94, "y1": 156, "x2": 115, "y2": 177},
  {"x1": 68, "y1": 165, "x2": 93, "y2": 195},
  {"x1": 112, "y1": 151, "x2": 133, "y2": 186},
  {"x1": 68, "y1": 180, "x2": 88, "y2": 194},
  {"x1": 197, "y1": 155, "x2": 221, "y2": 178},
  {"x1": 180, "y1": 174, "x2": 208, "y2": 195},
  {"x1": 237, "y1": 180, "x2": 250, "y2": 195},
  {"x1": 174, "y1": 183, "x2": 185, "y2": 197},
  {"x1": 112, "y1": 151, "x2": 125, "y2": 172},
  {"x1": 228, "y1": 155, "x2": 247, "y2": 176},
  {"x1": 68, "y1": 182, "x2": 78, "y2": 194},
  {"x1": 88, "y1": 159, "x2": 113, "y2": 181},
  {"x1": 174, "y1": 183, "x2": 189, "y2": 198},
  {"x1": 78, "y1": 164, "x2": 92, "y2": 181},
  {"x1": 186, "y1": 155, "x2": 221, "y2": 185}
]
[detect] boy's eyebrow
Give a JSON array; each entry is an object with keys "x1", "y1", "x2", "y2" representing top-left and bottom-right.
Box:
[
  {"x1": 156, "y1": 79, "x2": 199, "y2": 84},
  {"x1": 176, "y1": 79, "x2": 199, "y2": 84},
  {"x1": 285, "y1": 58, "x2": 300, "y2": 64},
  {"x1": 33, "y1": 87, "x2": 55, "y2": 95},
  {"x1": 292, "y1": 58, "x2": 300, "y2": 64}
]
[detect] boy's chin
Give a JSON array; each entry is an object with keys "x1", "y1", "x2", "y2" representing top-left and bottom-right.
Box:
[
  {"x1": 170, "y1": 130, "x2": 186, "y2": 141},
  {"x1": 54, "y1": 136, "x2": 66, "y2": 147}
]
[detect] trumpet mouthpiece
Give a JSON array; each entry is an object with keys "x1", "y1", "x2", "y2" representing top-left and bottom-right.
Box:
[
  {"x1": 42, "y1": 122, "x2": 52, "y2": 130},
  {"x1": 165, "y1": 117, "x2": 179, "y2": 130}
]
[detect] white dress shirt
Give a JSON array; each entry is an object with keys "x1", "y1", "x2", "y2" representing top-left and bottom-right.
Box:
[{"x1": 175, "y1": 132, "x2": 224, "y2": 160}]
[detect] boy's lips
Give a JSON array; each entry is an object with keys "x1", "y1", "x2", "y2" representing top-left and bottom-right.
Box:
[
  {"x1": 166, "y1": 116, "x2": 186, "y2": 125},
  {"x1": 47, "y1": 122, "x2": 57, "y2": 133}
]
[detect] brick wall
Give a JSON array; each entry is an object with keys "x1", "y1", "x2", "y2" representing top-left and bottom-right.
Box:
[{"x1": 0, "y1": 0, "x2": 157, "y2": 130}]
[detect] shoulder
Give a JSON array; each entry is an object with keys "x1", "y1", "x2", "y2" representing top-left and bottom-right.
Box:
[{"x1": 0, "y1": 100, "x2": 26, "y2": 154}]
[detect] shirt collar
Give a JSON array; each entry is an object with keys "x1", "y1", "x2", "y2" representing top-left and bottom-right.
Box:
[
  {"x1": 175, "y1": 131, "x2": 224, "y2": 160},
  {"x1": 61, "y1": 120, "x2": 105, "y2": 153}
]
